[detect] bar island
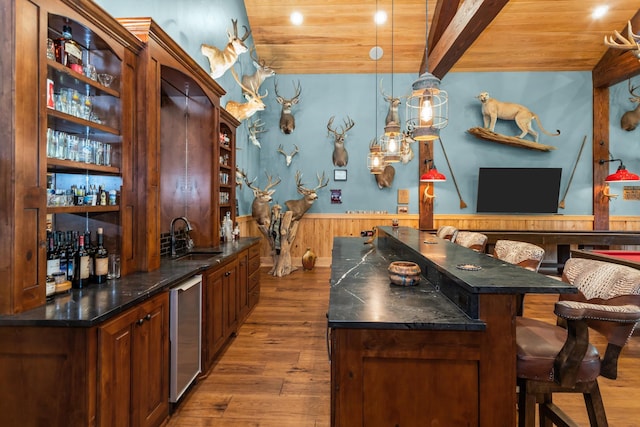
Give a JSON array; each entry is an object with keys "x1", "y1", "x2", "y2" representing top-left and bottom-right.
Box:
[{"x1": 327, "y1": 227, "x2": 576, "y2": 427}]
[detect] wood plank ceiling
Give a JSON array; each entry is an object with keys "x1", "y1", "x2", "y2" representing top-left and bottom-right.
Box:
[{"x1": 244, "y1": 0, "x2": 640, "y2": 78}]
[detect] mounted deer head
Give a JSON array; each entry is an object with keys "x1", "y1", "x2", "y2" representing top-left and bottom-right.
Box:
[
  {"x1": 327, "y1": 115, "x2": 355, "y2": 167},
  {"x1": 225, "y1": 68, "x2": 268, "y2": 122},
  {"x1": 248, "y1": 118, "x2": 267, "y2": 148},
  {"x1": 275, "y1": 80, "x2": 302, "y2": 134},
  {"x1": 285, "y1": 171, "x2": 329, "y2": 221},
  {"x1": 241, "y1": 47, "x2": 276, "y2": 95},
  {"x1": 604, "y1": 20, "x2": 640, "y2": 60},
  {"x1": 621, "y1": 79, "x2": 640, "y2": 131},
  {"x1": 399, "y1": 131, "x2": 415, "y2": 164},
  {"x1": 244, "y1": 171, "x2": 281, "y2": 227},
  {"x1": 374, "y1": 164, "x2": 396, "y2": 189},
  {"x1": 277, "y1": 144, "x2": 299, "y2": 167},
  {"x1": 380, "y1": 78, "x2": 401, "y2": 126},
  {"x1": 201, "y1": 19, "x2": 251, "y2": 79}
]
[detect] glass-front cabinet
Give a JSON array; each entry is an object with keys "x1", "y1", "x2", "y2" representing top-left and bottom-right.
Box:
[{"x1": 0, "y1": 0, "x2": 142, "y2": 314}]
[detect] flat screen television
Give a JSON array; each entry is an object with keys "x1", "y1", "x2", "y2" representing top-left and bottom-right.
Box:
[{"x1": 476, "y1": 167, "x2": 562, "y2": 214}]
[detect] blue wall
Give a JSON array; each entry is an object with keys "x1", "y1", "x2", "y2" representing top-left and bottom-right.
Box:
[{"x1": 95, "y1": 0, "x2": 640, "y2": 217}]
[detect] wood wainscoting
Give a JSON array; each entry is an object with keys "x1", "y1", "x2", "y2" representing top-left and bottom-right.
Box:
[{"x1": 236, "y1": 214, "x2": 640, "y2": 268}]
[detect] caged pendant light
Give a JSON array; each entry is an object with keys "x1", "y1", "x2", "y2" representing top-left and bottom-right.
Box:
[
  {"x1": 368, "y1": 0, "x2": 388, "y2": 174},
  {"x1": 406, "y1": 0, "x2": 448, "y2": 141}
]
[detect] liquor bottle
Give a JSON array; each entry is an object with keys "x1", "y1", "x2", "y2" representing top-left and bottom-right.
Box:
[
  {"x1": 54, "y1": 25, "x2": 71, "y2": 66},
  {"x1": 66, "y1": 230, "x2": 76, "y2": 281},
  {"x1": 99, "y1": 185, "x2": 107, "y2": 206},
  {"x1": 46, "y1": 233, "x2": 60, "y2": 277},
  {"x1": 84, "y1": 231, "x2": 95, "y2": 282},
  {"x1": 57, "y1": 231, "x2": 68, "y2": 278},
  {"x1": 61, "y1": 24, "x2": 83, "y2": 72},
  {"x1": 72, "y1": 234, "x2": 90, "y2": 289},
  {"x1": 93, "y1": 228, "x2": 109, "y2": 284}
]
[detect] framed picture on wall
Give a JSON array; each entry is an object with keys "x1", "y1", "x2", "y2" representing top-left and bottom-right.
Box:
[
  {"x1": 334, "y1": 169, "x2": 347, "y2": 181},
  {"x1": 397, "y1": 206, "x2": 409, "y2": 214}
]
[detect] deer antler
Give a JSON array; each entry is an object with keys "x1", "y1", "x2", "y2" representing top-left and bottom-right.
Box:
[
  {"x1": 604, "y1": 21, "x2": 640, "y2": 58},
  {"x1": 277, "y1": 144, "x2": 287, "y2": 156},
  {"x1": 327, "y1": 116, "x2": 354, "y2": 138},
  {"x1": 230, "y1": 68, "x2": 268, "y2": 99},
  {"x1": 263, "y1": 172, "x2": 281, "y2": 192},
  {"x1": 314, "y1": 171, "x2": 329, "y2": 190},
  {"x1": 249, "y1": 118, "x2": 267, "y2": 134},
  {"x1": 628, "y1": 79, "x2": 640, "y2": 103},
  {"x1": 231, "y1": 18, "x2": 251, "y2": 42}
]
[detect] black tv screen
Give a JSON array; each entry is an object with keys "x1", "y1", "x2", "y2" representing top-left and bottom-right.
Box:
[{"x1": 476, "y1": 167, "x2": 562, "y2": 214}]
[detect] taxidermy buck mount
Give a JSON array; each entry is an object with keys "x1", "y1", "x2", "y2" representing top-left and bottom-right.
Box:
[
  {"x1": 380, "y1": 79, "x2": 401, "y2": 126},
  {"x1": 285, "y1": 171, "x2": 329, "y2": 221},
  {"x1": 476, "y1": 92, "x2": 560, "y2": 142},
  {"x1": 277, "y1": 144, "x2": 299, "y2": 167},
  {"x1": 225, "y1": 68, "x2": 268, "y2": 122},
  {"x1": 201, "y1": 19, "x2": 251, "y2": 79},
  {"x1": 248, "y1": 118, "x2": 267, "y2": 149},
  {"x1": 621, "y1": 80, "x2": 640, "y2": 131},
  {"x1": 327, "y1": 115, "x2": 355, "y2": 167},
  {"x1": 241, "y1": 47, "x2": 276, "y2": 95},
  {"x1": 244, "y1": 171, "x2": 281, "y2": 228},
  {"x1": 375, "y1": 164, "x2": 396, "y2": 189},
  {"x1": 275, "y1": 80, "x2": 302, "y2": 134},
  {"x1": 604, "y1": 20, "x2": 640, "y2": 60}
]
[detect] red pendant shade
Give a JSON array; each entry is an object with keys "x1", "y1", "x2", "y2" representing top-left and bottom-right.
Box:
[{"x1": 420, "y1": 168, "x2": 446, "y2": 182}]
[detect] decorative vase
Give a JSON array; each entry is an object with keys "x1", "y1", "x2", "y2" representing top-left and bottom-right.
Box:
[
  {"x1": 388, "y1": 261, "x2": 421, "y2": 286},
  {"x1": 302, "y1": 247, "x2": 317, "y2": 270}
]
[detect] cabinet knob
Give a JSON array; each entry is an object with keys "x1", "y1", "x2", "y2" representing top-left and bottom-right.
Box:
[
  {"x1": 137, "y1": 318, "x2": 145, "y2": 325},
  {"x1": 225, "y1": 271, "x2": 231, "y2": 277},
  {"x1": 145, "y1": 313, "x2": 152, "y2": 321}
]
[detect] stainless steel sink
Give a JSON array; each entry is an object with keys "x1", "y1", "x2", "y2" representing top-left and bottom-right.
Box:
[{"x1": 174, "y1": 252, "x2": 222, "y2": 261}]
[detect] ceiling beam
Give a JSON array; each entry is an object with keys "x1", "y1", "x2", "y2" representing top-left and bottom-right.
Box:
[
  {"x1": 593, "y1": 9, "x2": 640, "y2": 88},
  {"x1": 420, "y1": 0, "x2": 509, "y2": 79},
  {"x1": 419, "y1": 0, "x2": 461, "y2": 74}
]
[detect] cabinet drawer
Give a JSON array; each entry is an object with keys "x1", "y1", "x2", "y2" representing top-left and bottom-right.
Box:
[
  {"x1": 249, "y1": 244, "x2": 260, "y2": 259},
  {"x1": 248, "y1": 254, "x2": 261, "y2": 273},
  {"x1": 248, "y1": 270, "x2": 260, "y2": 291}
]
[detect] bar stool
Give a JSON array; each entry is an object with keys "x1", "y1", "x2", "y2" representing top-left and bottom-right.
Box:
[
  {"x1": 455, "y1": 231, "x2": 488, "y2": 252},
  {"x1": 435, "y1": 225, "x2": 458, "y2": 242},
  {"x1": 516, "y1": 258, "x2": 640, "y2": 427}
]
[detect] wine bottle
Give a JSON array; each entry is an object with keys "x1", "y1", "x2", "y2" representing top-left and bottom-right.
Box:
[
  {"x1": 93, "y1": 228, "x2": 109, "y2": 284},
  {"x1": 66, "y1": 231, "x2": 76, "y2": 281},
  {"x1": 72, "y1": 234, "x2": 90, "y2": 289},
  {"x1": 46, "y1": 234, "x2": 60, "y2": 277},
  {"x1": 84, "y1": 231, "x2": 95, "y2": 282}
]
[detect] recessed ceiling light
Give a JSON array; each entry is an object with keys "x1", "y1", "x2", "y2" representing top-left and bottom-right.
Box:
[
  {"x1": 290, "y1": 11, "x2": 304, "y2": 26},
  {"x1": 374, "y1": 10, "x2": 387, "y2": 25},
  {"x1": 369, "y1": 46, "x2": 383, "y2": 60},
  {"x1": 592, "y1": 5, "x2": 609, "y2": 19}
]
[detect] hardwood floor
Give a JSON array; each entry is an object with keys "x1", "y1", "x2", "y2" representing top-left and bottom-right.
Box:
[{"x1": 167, "y1": 267, "x2": 640, "y2": 426}]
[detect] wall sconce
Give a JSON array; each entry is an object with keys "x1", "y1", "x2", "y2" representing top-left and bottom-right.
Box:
[
  {"x1": 599, "y1": 158, "x2": 640, "y2": 182},
  {"x1": 420, "y1": 159, "x2": 446, "y2": 202}
]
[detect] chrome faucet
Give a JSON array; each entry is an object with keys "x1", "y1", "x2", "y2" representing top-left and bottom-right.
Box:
[{"x1": 170, "y1": 216, "x2": 194, "y2": 257}]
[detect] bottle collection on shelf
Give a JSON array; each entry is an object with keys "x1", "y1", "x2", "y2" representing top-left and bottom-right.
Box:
[
  {"x1": 220, "y1": 212, "x2": 240, "y2": 242},
  {"x1": 46, "y1": 227, "x2": 111, "y2": 299},
  {"x1": 47, "y1": 183, "x2": 118, "y2": 208}
]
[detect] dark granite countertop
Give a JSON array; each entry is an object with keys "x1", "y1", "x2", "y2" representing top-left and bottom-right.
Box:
[
  {"x1": 0, "y1": 237, "x2": 260, "y2": 327},
  {"x1": 328, "y1": 227, "x2": 576, "y2": 330}
]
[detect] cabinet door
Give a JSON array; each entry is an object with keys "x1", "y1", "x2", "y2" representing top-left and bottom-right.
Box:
[
  {"x1": 132, "y1": 294, "x2": 169, "y2": 427},
  {"x1": 224, "y1": 260, "x2": 239, "y2": 335},
  {"x1": 98, "y1": 306, "x2": 137, "y2": 426},
  {"x1": 98, "y1": 293, "x2": 168, "y2": 427},
  {"x1": 204, "y1": 266, "x2": 226, "y2": 367},
  {"x1": 237, "y1": 250, "x2": 249, "y2": 322}
]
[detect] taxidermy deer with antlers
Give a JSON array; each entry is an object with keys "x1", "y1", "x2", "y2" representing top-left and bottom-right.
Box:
[
  {"x1": 277, "y1": 144, "x2": 299, "y2": 167},
  {"x1": 225, "y1": 69, "x2": 268, "y2": 122},
  {"x1": 621, "y1": 80, "x2": 640, "y2": 131},
  {"x1": 604, "y1": 20, "x2": 640, "y2": 60},
  {"x1": 241, "y1": 48, "x2": 276, "y2": 95},
  {"x1": 275, "y1": 80, "x2": 302, "y2": 134},
  {"x1": 248, "y1": 118, "x2": 267, "y2": 148},
  {"x1": 201, "y1": 19, "x2": 251, "y2": 79},
  {"x1": 380, "y1": 79, "x2": 401, "y2": 126},
  {"x1": 327, "y1": 116, "x2": 355, "y2": 167},
  {"x1": 285, "y1": 171, "x2": 328, "y2": 221},
  {"x1": 244, "y1": 172, "x2": 281, "y2": 227}
]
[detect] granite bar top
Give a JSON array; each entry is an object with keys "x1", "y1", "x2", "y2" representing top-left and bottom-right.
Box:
[
  {"x1": 0, "y1": 238, "x2": 260, "y2": 327},
  {"x1": 328, "y1": 227, "x2": 576, "y2": 330},
  {"x1": 328, "y1": 237, "x2": 486, "y2": 331}
]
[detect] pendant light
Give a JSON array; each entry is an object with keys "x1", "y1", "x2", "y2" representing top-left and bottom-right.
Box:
[
  {"x1": 368, "y1": 0, "x2": 388, "y2": 174},
  {"x1": 600, "y1": 158, "x2": 640, "y2": 182},
  {"x1": 406, "y1": 0, "x2": 448, "y2": 141}
]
